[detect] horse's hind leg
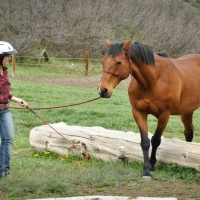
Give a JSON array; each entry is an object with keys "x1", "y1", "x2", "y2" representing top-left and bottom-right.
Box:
[{"x1": 181, "y1": 113, "x2": 194, "y2": 142}]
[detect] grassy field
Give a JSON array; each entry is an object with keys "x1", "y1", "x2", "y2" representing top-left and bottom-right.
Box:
[{"x1": 0, "y1": 61, "x2": 200, "y2": 199}]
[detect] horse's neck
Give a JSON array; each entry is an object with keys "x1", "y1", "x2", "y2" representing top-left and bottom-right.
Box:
[{"x1": 130, "y1": 60, "x2": 156, "y2": 90}]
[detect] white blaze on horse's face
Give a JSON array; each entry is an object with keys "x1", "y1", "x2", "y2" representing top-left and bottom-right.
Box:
[
  {"x1": 98, "y1": 38, "x2": 132, "y2": 98},
  {"x1": 98, "y1": 55, "x2": 123, "y2": 98},
  {"x1": 98, "y1": 82, "x2": 102, "y2": 93}
]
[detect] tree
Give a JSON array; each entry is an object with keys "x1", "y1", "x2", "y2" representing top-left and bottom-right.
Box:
[{"x1": 0, "y1": 0, "x2": 200, "y2": 58}]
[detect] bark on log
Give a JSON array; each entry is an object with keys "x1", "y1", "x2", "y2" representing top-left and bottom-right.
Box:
[{"x1": 29, "y1": 122, "x2": 200, "y2": 171}]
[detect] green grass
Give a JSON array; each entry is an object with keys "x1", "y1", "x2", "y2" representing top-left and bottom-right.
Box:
[
  {"x1": 0, "y1": 61, "x2": 200, "y2": 199},
  {"x1": 14, "y1": 57, "x2": 102, "y2": 78}
]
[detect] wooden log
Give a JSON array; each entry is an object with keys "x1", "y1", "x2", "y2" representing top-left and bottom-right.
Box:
[{"x1": 29, "y1": 122, "x2": 200, "y2": 171}]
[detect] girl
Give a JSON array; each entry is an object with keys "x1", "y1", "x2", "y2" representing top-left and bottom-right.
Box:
[{"x1": 0, "y1": 41, "x2": 28, "y2": 178}]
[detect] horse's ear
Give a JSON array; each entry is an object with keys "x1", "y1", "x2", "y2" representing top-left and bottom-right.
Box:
[
  {"x1": 105, "y1": 39, "x2": 112, "y2": 48},
  {"x1": 123, "y1": 39, "x2": 132, "y2": 50}
]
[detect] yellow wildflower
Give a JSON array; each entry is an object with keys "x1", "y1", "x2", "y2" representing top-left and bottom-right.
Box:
[{"x1": 58, "y1": 157, "x2": 65, "y2": 161}]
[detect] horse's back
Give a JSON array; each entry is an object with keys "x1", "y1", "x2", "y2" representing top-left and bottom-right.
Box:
[
  {"x1": 172, "y1": 54, "x2": 200, "y2": 73},
  {"x1": 178, "y1": 54, "x2": 200, "y2": 59},
  {"x1": 170, "y1": 54, "x2": 200, "y2": 113}
]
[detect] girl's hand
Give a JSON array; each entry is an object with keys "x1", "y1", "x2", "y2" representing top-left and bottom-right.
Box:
[
  {"x1": 18, "y1": 100, "x2": 28, "y2": 107},
  {"x1": 11, "y1": 96, "x2": 28, "y2": 107}
]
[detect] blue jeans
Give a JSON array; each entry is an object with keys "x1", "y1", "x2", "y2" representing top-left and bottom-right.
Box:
[{"x1": 0, "y1": 109, "x2": 14, "y2": 178}]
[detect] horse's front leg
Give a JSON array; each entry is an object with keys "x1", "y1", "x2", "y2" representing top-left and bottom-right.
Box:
[
  {"x1": 149, "y1": 111, "x2": 170, "y2": 171},
  {"x1": 132, "y1": 109, "x2": 151, "y2": 177}
]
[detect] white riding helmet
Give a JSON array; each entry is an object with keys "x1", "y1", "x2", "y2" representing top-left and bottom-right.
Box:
[{"x1": 0, "y1": 41, "x2": 18, "y2": 55}]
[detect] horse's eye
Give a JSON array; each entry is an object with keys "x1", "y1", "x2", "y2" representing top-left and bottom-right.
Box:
[{"x1": 115, "y1": 61, "x2": 122, "y2": 67}]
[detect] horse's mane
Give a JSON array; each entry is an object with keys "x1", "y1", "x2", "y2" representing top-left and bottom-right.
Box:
[
  {"x1": 155, "y1": 52, "x2": 170, "y2": 58},
  {"x1": 107, "y1": 43, "x2": 124, "y2": 56},
  {"x1": 107, "y1": 42, "x2": 155, "y2": 65},
  {"x1": 129, "y1": 42, "x2": 155, "y2": 65}
]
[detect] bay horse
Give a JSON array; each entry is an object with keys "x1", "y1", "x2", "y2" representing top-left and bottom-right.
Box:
[{"x1": 98, "y1": 38, "x2": 200, "y2": 178}]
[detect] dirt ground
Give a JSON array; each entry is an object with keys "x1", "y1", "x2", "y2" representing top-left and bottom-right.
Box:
[
  {"x1": 74, "y1": 180, "x2": 200, "y2": 199},
  {"x1": 17, "y1": 75, "x2": 200, "y2": 199},
  {"x1": 18, "y1": 74, "x2": 131, "y2": 89}
]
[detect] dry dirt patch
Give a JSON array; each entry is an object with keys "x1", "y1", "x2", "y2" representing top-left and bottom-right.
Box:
[{"x1": 17, "y1": 74, "x2": 131, "y2": 89}]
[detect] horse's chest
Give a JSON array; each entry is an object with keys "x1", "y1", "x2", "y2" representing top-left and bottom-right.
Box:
[
  {"x1": 128, "y1": 85, "x2": 174, "y2": 115},
  {"x1": 132, "y1": 98, "x2": 161, "y2": 114}
]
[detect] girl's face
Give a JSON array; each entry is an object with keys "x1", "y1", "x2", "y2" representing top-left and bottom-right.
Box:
[{"x1": 3, "y1": 55, "x2": 11, "y2": 66}]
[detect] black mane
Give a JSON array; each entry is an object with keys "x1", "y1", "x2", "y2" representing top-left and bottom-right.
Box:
[
  {"x1": 155, "y1": 52, "x2": 170, "y2": 58},
  {"x1": 107, "y1": 43, "x2": 124, "y2": 57},
  {"x1": 106, "y1": 42, "x2": 155, "y2": 65}
]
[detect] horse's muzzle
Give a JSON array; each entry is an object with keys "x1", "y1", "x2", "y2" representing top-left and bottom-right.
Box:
[{"x1": 99, "y1": 88, "x2": 110, "y2": 98}]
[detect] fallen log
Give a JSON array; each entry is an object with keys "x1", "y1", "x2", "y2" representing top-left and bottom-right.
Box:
[{"x1": 29, "y1": 122, "x2": 200, "y2": 171}]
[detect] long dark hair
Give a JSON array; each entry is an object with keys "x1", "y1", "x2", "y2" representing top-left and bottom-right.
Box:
[
  {"x1": 106, "y1": 42, "x2": 155, "y2": 66},
  {"x1": 0, "y1": 55, "x2": 8, "y2": 70}
]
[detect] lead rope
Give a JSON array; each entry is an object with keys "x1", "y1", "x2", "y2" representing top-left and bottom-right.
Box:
[
  {"x1": 17, "y1": 96, "x2": 101, "y2": 168},
  {"x1": 27, "y1": 105, "x2": 90, "y2": 168},
  {"x1": 6, "y1": 96, "x2": 101, "y2": 110}
]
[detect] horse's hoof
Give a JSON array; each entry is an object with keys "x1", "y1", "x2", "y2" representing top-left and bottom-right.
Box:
[{"x1": 141, "y1": 176, "x2": 152, "y2": 181}]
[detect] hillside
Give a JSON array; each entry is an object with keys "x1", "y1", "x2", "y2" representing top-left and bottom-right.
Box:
[{"x1": 0, "y1": 0, "x2": 200, "y2": 58}]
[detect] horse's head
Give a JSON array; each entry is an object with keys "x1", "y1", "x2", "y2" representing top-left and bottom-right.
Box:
[{"x1": 98, "y1": 39, "x2": 132, "y2": 98}]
